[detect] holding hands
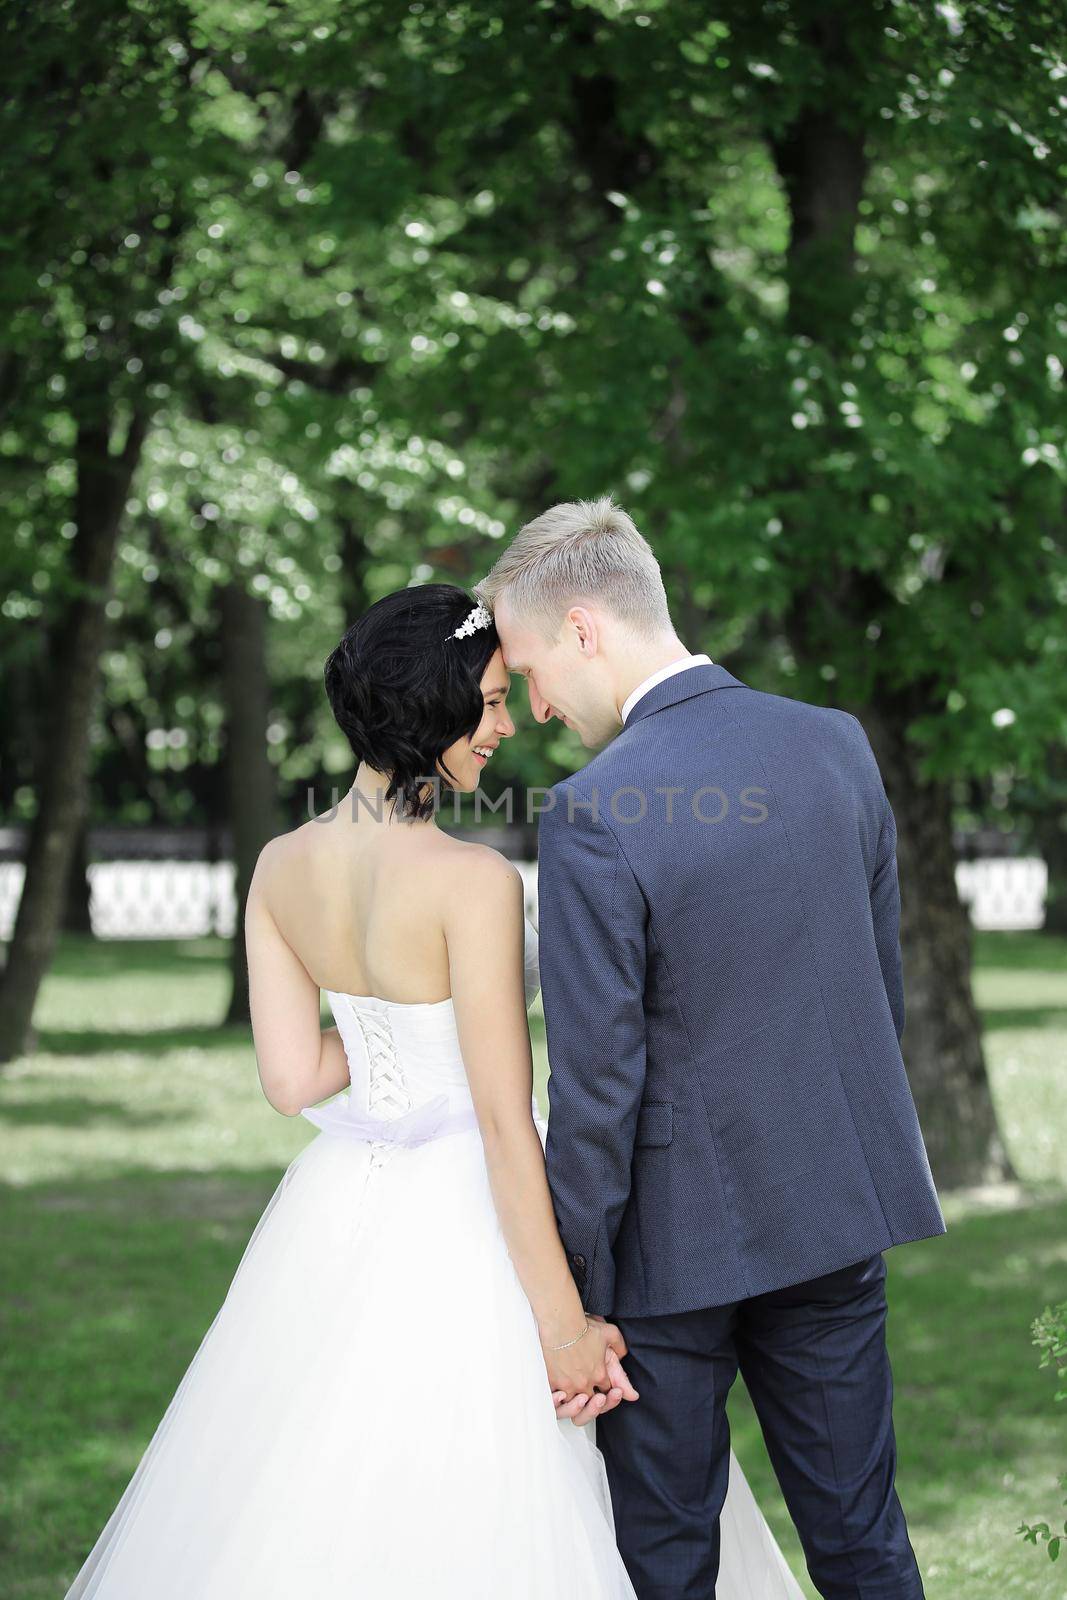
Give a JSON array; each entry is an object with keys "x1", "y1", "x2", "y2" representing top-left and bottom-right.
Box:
[{"x1": 541, "y1": 1314, "x2": 640, "y2": 1427}]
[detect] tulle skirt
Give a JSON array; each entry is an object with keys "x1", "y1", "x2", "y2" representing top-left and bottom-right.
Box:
[{"x1": 64, "y1": 1120, "x2": 803, "y2": 1598}]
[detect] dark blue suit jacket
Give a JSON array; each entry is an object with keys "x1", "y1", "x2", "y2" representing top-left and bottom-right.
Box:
[{"x1": 537, "y1": 662, "x2": 946, "y2": 1318}]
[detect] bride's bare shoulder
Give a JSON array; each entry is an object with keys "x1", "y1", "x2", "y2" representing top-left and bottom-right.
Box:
[
  {"x1": 250, "y1": 817, "x2": 521, "y2": 913},
  {"x1": 435, "y1": 835, "x2": 525, "y2": 909},
  {"x1": 254, "y1": 817, "x2": 315, "y2": 863},
  {"x1": 249, "y1": 812, "x2": 356, "y2": 883},
  {"x1": 246, "y1": 823, "x2": 306, "y2": 899}
]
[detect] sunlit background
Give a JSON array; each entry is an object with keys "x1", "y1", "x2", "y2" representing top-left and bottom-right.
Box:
[{"x1": 1, "y1": 3, "x2": 1064, "y2": 1595}]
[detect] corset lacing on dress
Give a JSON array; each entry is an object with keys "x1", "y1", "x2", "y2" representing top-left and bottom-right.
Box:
[{"x1": 300, "y1": 998, "x2": 481, "y2": 1154}]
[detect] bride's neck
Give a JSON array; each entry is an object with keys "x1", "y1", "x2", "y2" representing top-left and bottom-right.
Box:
[{"x1": 349, "y1": 764, "x2": 439, "y2": 827}]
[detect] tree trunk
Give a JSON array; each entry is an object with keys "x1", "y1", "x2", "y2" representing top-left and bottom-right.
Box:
[
  {"x1": 219, "y1": 581, "x2": 279, "y2": 1025},
  {"x1": 1031, "y1": 745, "x2": 1067, "y2": 937},
  {"x1": 859, "y1": 699, "x2": 1014, "y2": 1187},
  {"x1": 62, "y1": 817, "x2": 93, "y2": 934},
  {"x1": 0, "y1": 408, "x2": 146, "y2": 1064},
  {"x1": 768, "y1": 11, "x2": 1010, "y2": 1188},
  {"x1": 1036, "y1": 811, "x2": 1067, "y2": 937},
  {"x1": 338, "y1": 508, "x2": 373, "y2": 620}
]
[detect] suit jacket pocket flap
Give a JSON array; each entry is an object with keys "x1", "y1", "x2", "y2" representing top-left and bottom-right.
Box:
[{"x1": 634, "y1": 1101, "x2": 673, "y2": 1148}]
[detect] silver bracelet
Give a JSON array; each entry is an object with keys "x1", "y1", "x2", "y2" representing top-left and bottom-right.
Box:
[{"x1": 549, "y1": 1318, "x2": 591, "y2": 1352}]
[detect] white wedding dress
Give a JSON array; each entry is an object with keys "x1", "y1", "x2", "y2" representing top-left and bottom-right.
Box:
[{"x1": 65, "y1": 919, "x2": 803, "y2": 1599}]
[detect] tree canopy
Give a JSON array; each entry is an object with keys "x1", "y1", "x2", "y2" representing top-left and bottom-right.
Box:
[{"x1": 2, "y1": 0, "x2": 1063, "y2": 825}]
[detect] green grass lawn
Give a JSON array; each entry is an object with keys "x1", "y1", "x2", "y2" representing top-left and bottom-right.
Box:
[{"x1": 1, "y1": 931, "x2": 1065, "y2": 1597}]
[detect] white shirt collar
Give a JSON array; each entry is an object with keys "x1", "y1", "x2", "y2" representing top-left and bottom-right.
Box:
[{"x1": 621, "y1": 654, "x2": 714, "y2": 726}]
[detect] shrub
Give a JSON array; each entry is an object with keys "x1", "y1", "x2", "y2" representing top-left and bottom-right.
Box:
[{"x1": 1018, "y1": 1301, "x2": 1067, "y2": 1563}]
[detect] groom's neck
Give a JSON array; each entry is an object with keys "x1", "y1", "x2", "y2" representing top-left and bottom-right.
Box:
[{"x1": 612, "y1": 635, "x2": 692, "y2": 713}]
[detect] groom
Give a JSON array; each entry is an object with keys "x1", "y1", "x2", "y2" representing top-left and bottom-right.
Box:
[{"x1": 478, "y1": 498, "x2": 946, "y2": 1600}]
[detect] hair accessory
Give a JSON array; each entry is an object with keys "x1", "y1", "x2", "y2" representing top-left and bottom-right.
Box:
[{"x1": 447, "y1": 601, "x2": 493, "y2": 641}]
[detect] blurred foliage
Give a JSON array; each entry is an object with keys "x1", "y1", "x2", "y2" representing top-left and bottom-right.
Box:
[
  {"x1": 1017, "y1": 1299, "x2": 1067, "y2": 1564},
  {"x1": 0, "y1": 0, "x2": 1064, "y2": 826}
]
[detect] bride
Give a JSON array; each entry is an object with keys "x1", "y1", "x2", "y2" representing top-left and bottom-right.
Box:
[{"x1": 64, "y1": 584, "x2": 802, "y2": 1598}]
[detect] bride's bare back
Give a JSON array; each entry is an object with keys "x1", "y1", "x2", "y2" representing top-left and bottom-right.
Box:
[
  {"x1": 244, "y1": 775, "x2": 530, "y2": 1137},
  {"x1": 255, "y1": 793, "x2": 476, "y2": 1004}
]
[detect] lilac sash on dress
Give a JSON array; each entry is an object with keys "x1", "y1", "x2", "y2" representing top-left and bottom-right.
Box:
[{"x1": 301, "y1": 1090, "x2": 480, "y2": 1147}]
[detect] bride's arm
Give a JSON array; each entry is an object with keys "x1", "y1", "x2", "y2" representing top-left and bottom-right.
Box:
[
  {"x1": 444, "y1": 847, "x2": 635, "y2": 1410},
  {"x1": 245, "y1": 848, "x2": 350, "y2": 1115}
]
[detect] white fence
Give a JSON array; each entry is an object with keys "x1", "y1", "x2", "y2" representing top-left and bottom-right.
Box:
[
  {"x1": 955, "y1": 857, "x2": 1048, "y2": 932},
  {"x1": 0, "y1": 856, "x2": 1049, "y2": 941}
]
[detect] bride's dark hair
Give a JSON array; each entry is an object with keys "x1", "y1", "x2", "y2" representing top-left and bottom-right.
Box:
[{"x1": 324, "y1": 584, "x2": 501, "y2": 822}]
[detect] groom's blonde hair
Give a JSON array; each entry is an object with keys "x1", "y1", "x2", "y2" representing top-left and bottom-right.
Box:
[{"x1": 476, "y1": 496, "x2": 672, "y2": 641}]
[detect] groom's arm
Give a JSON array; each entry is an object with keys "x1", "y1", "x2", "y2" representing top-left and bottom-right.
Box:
[
  {"x1": 870, "y1": 795, "x2": 905, "y2": 1045},
  {"x1": 537, "y1": 782, "x2": 648, "y2": 1317},
  {"x1": 844, "y1": 713, "x2": 905, "y2": 1045}
]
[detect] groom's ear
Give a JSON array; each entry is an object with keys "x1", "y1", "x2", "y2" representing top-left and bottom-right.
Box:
[{"x1": 567, "y1": 605, "x2": 598, "y2": 656}]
